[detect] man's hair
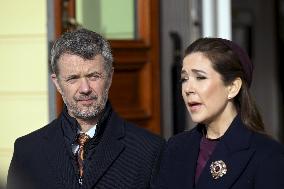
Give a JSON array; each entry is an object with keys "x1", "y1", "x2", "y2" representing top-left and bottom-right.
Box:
[{"x1": 50, "y1": 28, "x2": 113, "y2": 76}]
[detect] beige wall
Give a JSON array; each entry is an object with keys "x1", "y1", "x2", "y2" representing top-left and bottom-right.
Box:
[{"x1": 0, "y1": 0, "x2": 48, "y2": 183}]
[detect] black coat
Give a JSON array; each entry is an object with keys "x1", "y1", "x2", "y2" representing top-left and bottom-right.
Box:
[
  {"x1": 154, "y1": 115, "x2": 284, "y2": 189},
  {"x1": 7, "y1": 111, "x2": 165, "y2": 189}
]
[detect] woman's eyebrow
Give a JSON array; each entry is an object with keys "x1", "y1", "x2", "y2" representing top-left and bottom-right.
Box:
[{"x1": 191, "y1": 69, "x2": 207, "y2": 75}]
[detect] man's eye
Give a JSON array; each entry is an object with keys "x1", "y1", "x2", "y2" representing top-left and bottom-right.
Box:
[
  {"x1": 89, "y1": 75, "x2": 101, "y2": 81},
  {"x1": 66, "y1": 77, "x2": 77, "y2": 82}
]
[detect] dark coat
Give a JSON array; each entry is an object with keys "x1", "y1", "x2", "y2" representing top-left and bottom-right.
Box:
[
  {"x1": 7, "y1": 111, "x2": 165, "y2": 189},
  {"x1": 154, "y1": 115, "x2": 284, "y2": 189}
]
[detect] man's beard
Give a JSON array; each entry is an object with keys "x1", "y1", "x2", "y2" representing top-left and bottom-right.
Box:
[{"x1": 62, "y1": 89, "x2": 109, "y2": 120}]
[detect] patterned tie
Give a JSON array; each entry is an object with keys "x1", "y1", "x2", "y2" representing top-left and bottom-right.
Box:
[{"x1": 77, "y1": 133, "x2": 90, "y2": 183}]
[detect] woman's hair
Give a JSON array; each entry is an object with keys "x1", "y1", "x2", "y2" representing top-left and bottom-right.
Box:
[{"x1": 184, "y1": 37, "x2": 265, "y2": 134}]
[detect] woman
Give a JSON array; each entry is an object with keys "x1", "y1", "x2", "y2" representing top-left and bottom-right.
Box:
[{"x1": 155, "y1": 38, "x2": 284, "y2": 189}]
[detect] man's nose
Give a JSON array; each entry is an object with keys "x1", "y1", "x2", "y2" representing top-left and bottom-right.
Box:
[{"x1": 79, "y1": 78, "x2": 91, "y2": 94}]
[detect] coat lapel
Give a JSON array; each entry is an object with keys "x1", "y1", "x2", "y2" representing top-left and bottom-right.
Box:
[
  {"x1": 185, "y1": 129, "x2": 202, "y2": 189},
  {"x1": 83, "y1": 112, "x2": 125, "y2": 188},
  {"x1": 156, "y1": 128, "x2": 201, "y2": 189},
  {"x1": 196, "y1": 116, "x2": 255, "y2": 189},
  {"x1": 43, "y1": 119, "x2": 78, "y2": 188}
]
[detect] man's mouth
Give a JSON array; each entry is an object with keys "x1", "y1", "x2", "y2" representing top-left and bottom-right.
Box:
[{"x1": 77, "y1": 98, "x2": 96, "y2": 105}]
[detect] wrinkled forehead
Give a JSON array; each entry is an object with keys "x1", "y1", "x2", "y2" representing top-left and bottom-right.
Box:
[{"x1": 57, "y1": 54, "x2": 106, "y2": 74}]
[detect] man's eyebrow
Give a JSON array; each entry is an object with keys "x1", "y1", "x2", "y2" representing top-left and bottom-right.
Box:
[
  {"x1": 86, "y1": 71, "x2": 103, "y2": 77},
  {"x1": 65, "y1": 74, "x2": 79, "y2": 79}
]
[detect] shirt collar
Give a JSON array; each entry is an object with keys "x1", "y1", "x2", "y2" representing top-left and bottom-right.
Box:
[{"x1": 78, "y1": 124, "x2": 97, "y2": 138}]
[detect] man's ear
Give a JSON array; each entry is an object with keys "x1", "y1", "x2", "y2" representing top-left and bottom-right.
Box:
[
  {"x1": 227, "y1": 77, "x2": 242, "y2": 100},
  {"x1": 51, "y1": 73, "x2": 62, "y2": 94},
  {"x1": 106, "y1": 67, "x2": 114, "y2": 89}
]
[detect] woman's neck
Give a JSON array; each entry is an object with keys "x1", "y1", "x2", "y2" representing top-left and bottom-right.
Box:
[{"x1": 206, "y1": 104, "x2": 237, "y2": 139}]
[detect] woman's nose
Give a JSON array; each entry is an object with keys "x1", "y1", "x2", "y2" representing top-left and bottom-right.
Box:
[{"x1": 183, "y1": 81, "x2": 195, "y2": 96}]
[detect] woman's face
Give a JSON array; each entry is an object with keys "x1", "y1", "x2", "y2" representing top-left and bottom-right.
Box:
[{"x1": 181, "y1": 52, "x2": 234, "y2": 125}]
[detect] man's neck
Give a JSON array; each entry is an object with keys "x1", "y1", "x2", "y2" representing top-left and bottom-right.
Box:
[{"x1": 77, "y1": 119, "x2": 98, "y2": 133}]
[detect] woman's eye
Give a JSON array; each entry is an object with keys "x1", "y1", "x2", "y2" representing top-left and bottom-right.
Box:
[
  {"x1": 180, "y1": 77, "x2": 188, "y2": 83},
  {"x1": 196, "y1": 76, "x2": 206, "y2": 80}
]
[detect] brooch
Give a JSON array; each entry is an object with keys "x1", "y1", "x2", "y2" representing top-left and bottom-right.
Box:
[{"x1": 210, "y1": 160, "x2": 227, "y2": 179}]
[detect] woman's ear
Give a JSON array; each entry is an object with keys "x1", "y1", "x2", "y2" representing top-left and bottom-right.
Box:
[{"x1": 227, "y1": 77, "x2": 242, "y2": 99}]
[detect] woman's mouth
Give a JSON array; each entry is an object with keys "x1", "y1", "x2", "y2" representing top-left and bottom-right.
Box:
[{"x1": 188, "y1": 102, "x2": 202, "y2": 112}]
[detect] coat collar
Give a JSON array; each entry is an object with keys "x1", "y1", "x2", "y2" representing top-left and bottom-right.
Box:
[
  {"x1": 195, "y1": 115, "x2": 255, "y2": 189},
  {"x1": 159, "y1": 127, "x2": 202, "y2": 188},
  {"x1": 42, "y1": 119, "x2": 73, "y2": 188},
  {"x1": 42, "y1": 105, "x2": 125, "y2": 188},
  {"x1": 186, "y1": 128, "x2": 203, "y2": 187},
  {"x1": 83, "y1": 111, "x2": 125, "y2": 188},
  {"x1": 222, "y1": 115, "x2": 252, "y2": 153},
  {"x1": 60, "y1": 100, "x2": 113, "y2": 143}
]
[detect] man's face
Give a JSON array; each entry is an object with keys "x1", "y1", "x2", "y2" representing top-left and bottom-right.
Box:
[{"x1": 51, "y1": 54, "x2": 112, "y2": 120}]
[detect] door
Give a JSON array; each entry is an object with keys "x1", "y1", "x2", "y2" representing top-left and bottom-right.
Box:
[{"x1": 53, "y1": 0, "x2": 161, "y2": 134}]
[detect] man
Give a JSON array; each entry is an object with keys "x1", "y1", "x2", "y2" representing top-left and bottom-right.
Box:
[{"x1": 7, "y1": 28, "x2": 165, "y2": 189}]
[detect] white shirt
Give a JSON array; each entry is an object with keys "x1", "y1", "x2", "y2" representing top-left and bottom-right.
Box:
[{"x1": 72, "y1": 124, "x2": 97, "y2": 155}]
